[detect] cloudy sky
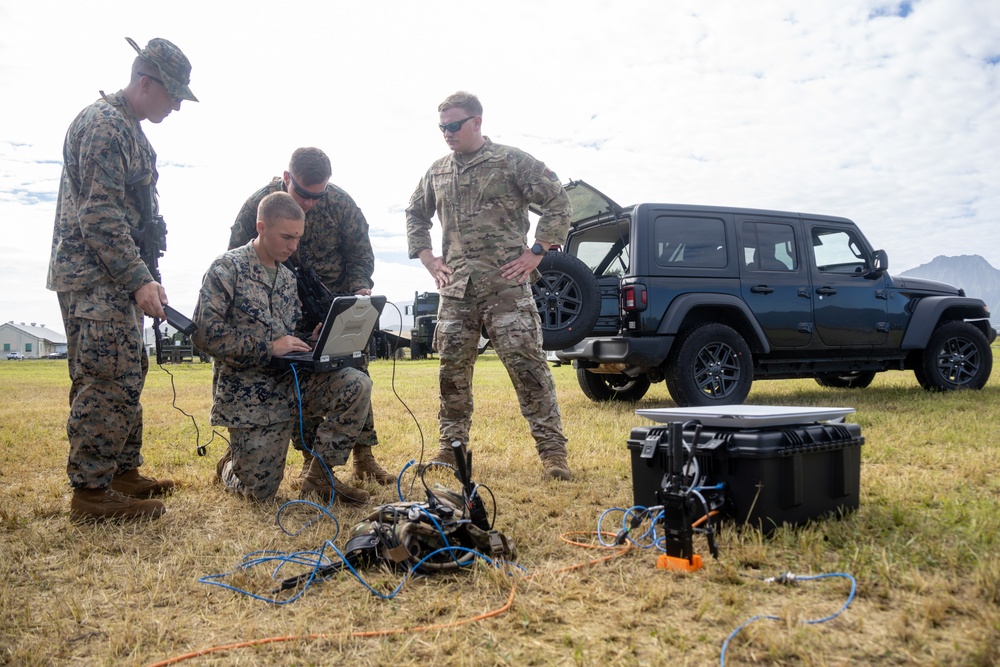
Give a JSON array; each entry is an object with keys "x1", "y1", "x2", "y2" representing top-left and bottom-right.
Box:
[{"x1": 1, "y1": 0, "x2": 998, "y2": 335}]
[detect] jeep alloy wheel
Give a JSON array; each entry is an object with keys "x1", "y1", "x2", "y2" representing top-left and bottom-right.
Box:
[
  {"x1": 918, "y1": 321, "x2": 992, "y2": 391},
  {"x1": 666, "y1": 323, "x2": 753, "y2": 406}
]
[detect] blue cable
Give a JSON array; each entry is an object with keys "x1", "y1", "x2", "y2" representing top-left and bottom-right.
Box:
[
  {"x1": 199, "y1": 538, "x2": 511, "y2": 604},
  {"x1": 597, "y1": 507, "x2": 629, "y2": 546},
  {"x1": 274, "y1": 498, "x2": 340, "y2": 539},
  {"x1": 290, "y1": 364, "x2": 339, "y2": 507},
  {"x1": 414, "y1": 505, "x2": 466, "y2": 567},
  {"x1": 337, "y1": 545, "x2": 500, "y2": 600},
  {"x1": 198, "y1": 541, "x2": 341, "y2": 605},
  {"x1": 719, "y1": 571, "x2": 858, "y2": 666},
  {"x1": 597, "y1": 506, "x2": 666, "y2": 549},
  {"x1": 200, "y1": 335, "x2": 506, "y2": 606},
  {"x1": 397, "y1": 459, "x2": 416, "y2": 502}
]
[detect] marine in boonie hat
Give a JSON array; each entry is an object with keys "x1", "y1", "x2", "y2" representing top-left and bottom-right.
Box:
[{"x1": 126, "y1": 37, "x2": 198, "y2": 103}]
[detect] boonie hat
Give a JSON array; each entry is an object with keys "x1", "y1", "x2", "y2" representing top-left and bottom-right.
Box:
[{"x1": 126, "y1": 37, "x2": 198, "y2": 102}]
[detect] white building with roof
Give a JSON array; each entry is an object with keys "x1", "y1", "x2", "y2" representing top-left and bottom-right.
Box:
[{"x1": 1, "y1": 321, "x2": 67, "y2": 359}]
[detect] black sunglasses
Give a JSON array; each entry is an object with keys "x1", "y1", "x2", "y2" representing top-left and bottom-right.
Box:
[
  {"x1": 438, "y1": 116, "x2": 476, "y2": 133},
  {"x1": 288, "y1": 174, "x2": 326, "y2": 201},
  {"x1": 138, "y1": 71, "x2": 178, "y2": 103}
]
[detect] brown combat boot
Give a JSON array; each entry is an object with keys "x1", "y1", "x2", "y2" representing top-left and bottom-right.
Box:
[
  {"x1": 70, "y1": 488, "x2": 166, "y2": 522},
  {"x1": 352, "y1": 445, "x2": 395, "y2": 485},
  {"x1": 540, "y1": 449, "x2": 573, "y2": 481},
  {"x1": 299, "y1": 458, "x2": 369, "y2": 505},
  {"x1": 111, "y1": 468, "x2": 175, "y2": 498},
  {"x1": 421, "y1": 442, "x2": 458, "y2": 470}
]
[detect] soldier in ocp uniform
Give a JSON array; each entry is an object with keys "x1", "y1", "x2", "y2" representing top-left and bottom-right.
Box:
[
  {"x1": 193, "y1": 192, "x2": 372, "y2": 504},
  {"x1": 228, "y1": 148, "x2": 394, "y2": 487},
  {"x1": 47, "y1": 37, "x2": 198, "y2": 522},
  {"x1": 405, "y1": 91, "x2": 574, "y2": 481}
]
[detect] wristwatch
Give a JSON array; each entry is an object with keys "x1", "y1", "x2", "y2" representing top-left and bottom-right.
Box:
[{"x1": 530, "y1": 243, "x2": 547, "y2": 256}]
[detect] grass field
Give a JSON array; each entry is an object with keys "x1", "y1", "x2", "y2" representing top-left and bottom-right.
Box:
[{"x1": 1, "y1": 349, "x2": 998, "y2": 666}]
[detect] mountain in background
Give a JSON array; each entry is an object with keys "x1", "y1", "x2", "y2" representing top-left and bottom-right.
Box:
[{"x1": 899, "y1": 255, "x2": 1000, "y2": 321}]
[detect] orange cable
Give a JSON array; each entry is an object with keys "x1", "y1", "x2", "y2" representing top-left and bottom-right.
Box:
[
  {"x1": 145, "y1": 579, "x2": 517, "y2": 667},
  {"x1": 145, "y1": 536, "x2": 635, "y2": 667}
]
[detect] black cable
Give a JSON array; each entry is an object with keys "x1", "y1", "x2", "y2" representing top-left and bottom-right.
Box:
[
  {"x1": 154, "y1": 321, "x2": 227, "y2": 456},
  {"x1": 382, "y1": 300, "x2": 427, "y2": 500}
]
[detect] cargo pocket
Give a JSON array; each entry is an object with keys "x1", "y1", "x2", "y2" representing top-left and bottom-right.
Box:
[
  {"x1": 435, "y1": 318, "x2": 465, "y2": 356},
  {"x1": 70, "y1": 292, "x2": 132, "y2": 380},
  {"x1": 490, "y1": 290, "x2": 543, "y2": 352}
]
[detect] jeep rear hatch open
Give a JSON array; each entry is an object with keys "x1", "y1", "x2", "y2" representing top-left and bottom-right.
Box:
[{"x1": 530, "y1": 180, "x2": 624, "y2": 228}]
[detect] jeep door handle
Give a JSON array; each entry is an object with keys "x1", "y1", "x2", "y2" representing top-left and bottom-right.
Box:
[
  {"x1": 816, "y1": 287, "x2": 837, "y2": 296},
  {"x1": 750, "y1": 285, "x2": 774, "y2": 294}
]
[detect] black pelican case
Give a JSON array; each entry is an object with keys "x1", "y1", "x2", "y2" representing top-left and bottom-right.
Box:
[{"x1": 627, "y1": 421, "x2": 863, "y2": 532}]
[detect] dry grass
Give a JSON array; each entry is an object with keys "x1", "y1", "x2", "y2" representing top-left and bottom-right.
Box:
[{"x1": 1, "y1": 349, "x2": 999, "y2": 666}]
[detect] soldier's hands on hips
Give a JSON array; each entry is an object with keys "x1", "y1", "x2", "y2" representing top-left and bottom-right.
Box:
[
  {"x1": 419, "y1": 249, "x2": 453, "y2": 289},
  {"x1": 500, "y1": 248, "x2": 544, "y2": 284},
  {"x1": 135, "y1": 281, "x2": 168, "y2": 319},
  {"x1": 272, "y1": 335, "x2": 312, "y2": 356}
]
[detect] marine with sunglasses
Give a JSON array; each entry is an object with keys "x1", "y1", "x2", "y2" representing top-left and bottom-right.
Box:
[
  {"x1": 405, "y1": 91, "x2": 574, "y2": 481},
  {"x1": 227, "y1": 147, "x2": 393, "y2": 489}
]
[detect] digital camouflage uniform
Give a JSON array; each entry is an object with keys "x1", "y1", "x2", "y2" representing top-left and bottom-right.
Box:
[
  {"x1": 228, "y1": 178, "x2": 379, "y2": 451},
  {"x1": 229, "y1": 177, "x2": 375, "y2": 299},
  {"x1": 47, "y1": 90, "x2": 159, "y2": 490},
  {"x1": 192, "y1": 242, "x2": 371, "y2": 501},
  {"x1": 405, "y1": 138, "x2": 572, "y2": 456}
]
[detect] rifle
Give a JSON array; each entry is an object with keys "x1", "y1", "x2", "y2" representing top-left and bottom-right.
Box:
[
  {"x1": 127, "y1": 172, "x2": 167, "y2": 283},
  {"x1": 283, "y1": 258, "x2": 333, "y2": 332},
  {"x1": 127, "y1": 172, "x2": 195, "y2": 361}
]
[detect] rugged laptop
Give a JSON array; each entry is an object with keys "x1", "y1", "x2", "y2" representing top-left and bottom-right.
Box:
[{"x1": 268, "y1": 295, "x2": 385, "y2": 373}]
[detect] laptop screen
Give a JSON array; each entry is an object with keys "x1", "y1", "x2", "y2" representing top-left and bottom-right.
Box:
[{"x1": 312, "y1": 295, "x2": 386, "y2": 360}]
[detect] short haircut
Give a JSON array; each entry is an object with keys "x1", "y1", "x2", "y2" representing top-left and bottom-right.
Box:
[
  {"x1": 288, "y1": 147, "x2": 332, "y2": 187},
  {"x1": 130, "y1": 56, "x2": 152, "y2": 82},
  {"x1": 258, "y1": 191, "x2": 305, "y2": 226},
  {"x1": 438, "y1": 91, "x2": 483, "y2": 117}
]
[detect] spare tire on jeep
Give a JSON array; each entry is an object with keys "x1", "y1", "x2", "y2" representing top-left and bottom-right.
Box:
[{"x1": 531, "y1": 252, "x2": 601, "y2": 351}]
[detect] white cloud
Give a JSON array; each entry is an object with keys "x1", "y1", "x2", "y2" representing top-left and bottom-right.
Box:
[{"x1": 2, "y1": 0, "x2": 998, "y2": 334}]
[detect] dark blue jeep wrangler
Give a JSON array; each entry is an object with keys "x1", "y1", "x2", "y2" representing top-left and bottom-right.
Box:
[{"x1": 541, "y1": 181, "x2": 995, "y2": 406}]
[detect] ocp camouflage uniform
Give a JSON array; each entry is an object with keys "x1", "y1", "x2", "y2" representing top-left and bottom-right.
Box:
[
  {"x1": 47, "y1": 90, "x2": 158, "y2": 489},
  {"x1": 405, "y1": 138, "x2": 572, "y2": 456},
  {"x1": 192, "y1": 242, "x2": 372, "y2": 501},
  {"x1": 229, "y1": 177, "x2": 379, "y2": 450}
]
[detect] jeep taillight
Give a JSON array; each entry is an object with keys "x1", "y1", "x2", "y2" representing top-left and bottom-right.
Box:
[{"x1": 622, "y1": 284, "x2": 647, "y2": 312}]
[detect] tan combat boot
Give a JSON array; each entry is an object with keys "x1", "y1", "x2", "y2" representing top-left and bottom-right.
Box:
[
  {"x1": 352, "y1": 445, "x2": 395, "y2": 485},
  {"x1": 299, "y1": 458, "x2": 369, "y2": 505},
  {"x1": 540, "y1": 449, "x2": 573, "y2": 481},
  {"x1": 111, "y1": 468, "x2": 175, "y2": 498},
  {"x1": 70, "y1": 488, "x2": 166, "y2": 522},
  {"x1": 421, "y1": 442, "x2": 458, "y2": 470}
]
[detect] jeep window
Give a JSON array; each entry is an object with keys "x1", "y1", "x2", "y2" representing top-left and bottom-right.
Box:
[
  {"x1": 742, "y1": 221, "x2": 797, "y2": 271},
  {"x1": 567, "y1": 220, "x2": 629, "y2": 277},
  {"x1": 655, "y1": 216, "x2": 726, "y2": 268},
  {"x1": 812, "y1": 227, "x2": 867, "y2": 273}
]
